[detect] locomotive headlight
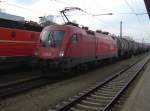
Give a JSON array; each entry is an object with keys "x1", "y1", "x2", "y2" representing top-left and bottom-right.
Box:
[
  {"x1": 59, "y1": 50, "x2": 64, "y2": 57},
  {"x1": 34, "y1": 52, "x2": 38, "y2": 56}
]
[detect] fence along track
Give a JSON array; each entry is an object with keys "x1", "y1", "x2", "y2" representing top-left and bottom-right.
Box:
[{"x1": 50, "y1": 56, "x2": 150, "y2": 111}]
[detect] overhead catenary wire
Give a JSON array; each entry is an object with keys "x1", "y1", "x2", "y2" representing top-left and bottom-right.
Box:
[
  {"x1": 124, "y1": 0, "x2": 136, "y2": 13},
  {"x1": 53, "y1": 0, "x2": 149, "y2": 35},
  {"x1": 1, "y1": 0, "x2": 149, "y2": 41},
  {"x1": 51, "y1": 0, "x2": 115, "y2": 29},
  {"x1": 123, "y1": 0, "x2": 150, "y2": 41},
  {"x1": 135, "y1": 0, "x2": 150, "y2": 40},
  {"x1": 53, "y1": 0, "x2": 149, "y2": 39},
  {"x1": 1, "y1": 0, "x2": 110, "y2": 29}
]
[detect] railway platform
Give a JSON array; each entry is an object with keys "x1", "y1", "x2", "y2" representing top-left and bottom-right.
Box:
[{"x1": 121, "y1": 57, "x2": 150, "y2": 111}]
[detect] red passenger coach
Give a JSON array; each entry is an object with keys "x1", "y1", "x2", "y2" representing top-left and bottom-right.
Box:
[{"x1": 36, "y1": 23, "x2": 118, "y2": 70}]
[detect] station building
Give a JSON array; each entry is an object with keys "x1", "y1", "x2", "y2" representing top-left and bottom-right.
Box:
[{"x1": 0, "y1": 11, "x2": 24, "y2": 21}]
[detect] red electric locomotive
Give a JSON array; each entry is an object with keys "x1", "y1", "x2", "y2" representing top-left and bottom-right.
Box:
[
  {"x1": 0, "y1": 27, "x2": 40, "y2": 57},
  {"x1": 0, "y1": 18, "x2": 42, "y2": 69},
  {"x1": 35, "y1": 7, "x2": 150, "y2": 72},
  {"x1": 36, "y1": 22, "x2": 118, "y2": 70}
]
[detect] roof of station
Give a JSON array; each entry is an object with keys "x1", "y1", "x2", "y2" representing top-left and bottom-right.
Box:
[{"x1": 144, "y1": 0, "x2": 150, "y2": 18}]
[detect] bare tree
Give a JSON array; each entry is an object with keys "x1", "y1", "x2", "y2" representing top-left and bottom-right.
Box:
[{"x1": 39, "y1": 15, "x2": 57, "y2": 27}]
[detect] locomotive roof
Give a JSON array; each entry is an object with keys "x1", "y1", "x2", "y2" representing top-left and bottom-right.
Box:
[
  {"x1": 45, "y1": 23, "x2": 110, "y2": 35},
  {"x1": 0, "y1": 18, "x2": 43, "y2": 32}
]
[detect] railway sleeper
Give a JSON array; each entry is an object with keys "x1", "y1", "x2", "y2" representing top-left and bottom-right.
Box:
[
  {"x1": 90, "y1": 97, "x2": 111, "y2": 103},
  {"x1": 86, "y1": 97, "x2": 110, "y2": 103},
  {"x1": 75, "y1": 103, "x2": 103, "y2": 111},
  {"x1": 99, "y1": 87, "x2": 121, "y2": 91},
  {"x1": 107, "y1": 81, "x2": 126, "y2": 85},
  {"x1": 97, "y1": 90, "x2": 118, "y2": 95},
  {"x1": 101, "y1": 85, "x2": 122, "y2": 89},
  {"x1": 104, "y1": 84, "x2": 124, "y2": 88},
  {"x1": 94, "y1": 92, "x2": 116, "y2": 98},
  {"x1": 94, "y1": 93, "x2": 114, "y2": 99},
  {"x1": 114, "y1": 75, "x2": 130, "y2": 79},
  {"x1": 107, "y1": 84, "x2": 126, "y2": 88},
  {"x1": 107, "y1": 79, "x2": 126, "y2": 82},
  {"x1": 109, "y1": 79, "x2": 127, "y2": 83},
  {"x1": 104, "y1": 83, "x2": 123, "y2": 86},
  {"x1": 110, "y1": 77, "x2": 125, "y2": 81},
  {"x1": 94, "y1": 92, "x2": 115, "y2": 97},
  {"x1": 81, "y1": 100, "x2": 105, "y2": 107},
  {"x1": 91, "y1": 94, "x2": 114, "y2": 100}
]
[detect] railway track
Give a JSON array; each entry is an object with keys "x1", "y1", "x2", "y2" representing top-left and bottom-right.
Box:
[
  {"x1": 50, "y1": 56, "x2": 150, "y2": 111},
  {"x1": 0, "y1": 54, "x2": 148, "y2": 101},
  {"x1": 0, "y1": 74, "x2": 54, "y2": 100}
]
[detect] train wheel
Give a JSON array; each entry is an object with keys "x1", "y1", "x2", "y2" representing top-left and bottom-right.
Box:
[
  {"x1": 80, "y1": 64, "x2": 88, "y2": 72},
  {"x1": 61, "y1": 67, "x2": 73, "y2": 74}
]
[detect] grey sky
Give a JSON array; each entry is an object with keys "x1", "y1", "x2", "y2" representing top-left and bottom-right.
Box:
[{"x1": 0, "y1": 0, "x2": 150, "y2": 42}]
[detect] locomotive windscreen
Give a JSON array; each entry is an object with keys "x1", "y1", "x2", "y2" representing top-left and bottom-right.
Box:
[{"x1": 40, "y1": 30, "x2": 64, "y2": 48}]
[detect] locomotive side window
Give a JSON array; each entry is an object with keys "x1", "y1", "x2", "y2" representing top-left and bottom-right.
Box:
[
  {"x1": 70, "y1": 34, "x2": 77, "y2": 44},
  {"x1": 11, "y1": 32, "x2": 16, "y2": 38}
]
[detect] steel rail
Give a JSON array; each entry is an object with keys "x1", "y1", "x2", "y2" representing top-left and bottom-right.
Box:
[{"x1": 50, "y1": 56, "x2": 149, "y2": 111}]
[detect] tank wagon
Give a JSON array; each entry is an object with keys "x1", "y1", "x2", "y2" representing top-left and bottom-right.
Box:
[{"x1": 116, "y1": 37, "x2": 149, "y2": 58}]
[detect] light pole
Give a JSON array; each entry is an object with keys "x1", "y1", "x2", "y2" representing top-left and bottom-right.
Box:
[
  {"x1": 0, "y1": 1, "x2": 2, "y2": 12},
  {"x1": 120, "y1": 21, "x2": 123, "y2": 38}
]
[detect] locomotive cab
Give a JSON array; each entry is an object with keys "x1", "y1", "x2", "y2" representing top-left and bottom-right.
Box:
[
  {"x1": 37, "y1": 26, "x2": 66, "y2": 60},
  {"x1": 36, "y1": 25, "x2": 81, "y2": 69},
  {"x1": 40, "y1": 30, "x2": 65, "y2": 58}
]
